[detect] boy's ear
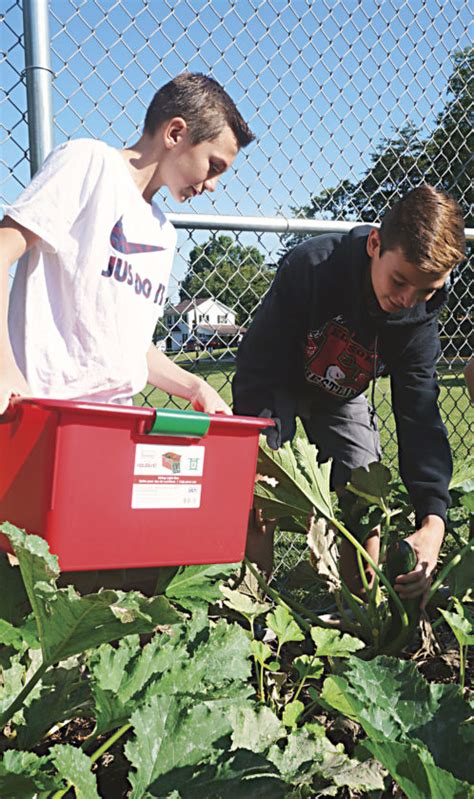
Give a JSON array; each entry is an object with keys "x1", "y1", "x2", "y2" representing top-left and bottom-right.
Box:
[
  {"x1": 163, "y1": 117, "x2": 188, "y2": 149},
  {"x1": 366, "y1": 228, "x2": 381, "y2": 257}
]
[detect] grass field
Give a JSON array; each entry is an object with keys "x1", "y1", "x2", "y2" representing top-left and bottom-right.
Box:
[{"x1": 136, "y1": 355, "x2": 473, "y2": 470}]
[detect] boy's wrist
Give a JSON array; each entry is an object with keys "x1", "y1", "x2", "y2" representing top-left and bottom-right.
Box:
[
  {"x1": 419, "y1": 514, "x2": 445, "y2": 537},
  {"x1": 183, "y1": 374, "x2": 205, "y2": 403}
]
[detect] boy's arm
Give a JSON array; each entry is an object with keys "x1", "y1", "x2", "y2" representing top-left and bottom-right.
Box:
[
  {"x1": 232, "y1": 252, "x2": 311, "y2": 445},
  {"x1": 146, "y1": 345, "x2": 231, "y2": 414},
  {"x1": 0, "y1": 217, "x2": 39, "y2": 413},
  {"x1": 388, "y1": 318, "x2": 451, "y2": 605}
]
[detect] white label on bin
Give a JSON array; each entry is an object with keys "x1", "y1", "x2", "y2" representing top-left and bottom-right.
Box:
[{"x1": 132, "y1": 444, "x2": 205, "y2": 509}]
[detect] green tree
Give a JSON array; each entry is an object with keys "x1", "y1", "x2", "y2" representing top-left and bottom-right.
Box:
[
  {"x1": 283, "y1": 46, "x2": 472, "y2": 251},
  {"x1": 424, "y1": 46, "x2": 473, "y2": 225},
  {"x1": 180, "y1": 235, "x2": 274, "y2": 325}
]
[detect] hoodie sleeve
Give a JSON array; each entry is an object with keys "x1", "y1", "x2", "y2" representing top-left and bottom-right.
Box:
[
  {"x1": 389, "y1": 316, "x2": 452, "y2": 524},
  {"x1": 232, "y1": 250, "x2": 313, "y2": 445}
]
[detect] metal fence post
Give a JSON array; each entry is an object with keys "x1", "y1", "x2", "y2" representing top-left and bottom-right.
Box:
[{"x1": 22, "y1": 0, "x2": 54, "y2": 176}]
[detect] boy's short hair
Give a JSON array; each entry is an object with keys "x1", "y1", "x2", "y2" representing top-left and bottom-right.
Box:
[
  {"x1": 144, "y1": 72, "x2": 255, "y2": 149},
  {"x1": 379, "y1": 185, "x2": 465, "y2": 273}
]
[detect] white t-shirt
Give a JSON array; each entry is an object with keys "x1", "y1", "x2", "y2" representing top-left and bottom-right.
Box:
[{"x1": 5, "y1": 139, "x2": 177, "y2": 404}]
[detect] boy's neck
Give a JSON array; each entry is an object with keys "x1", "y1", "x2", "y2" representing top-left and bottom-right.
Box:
[{"x1": 119, "y1": 134, "x2": 164, "y2": 202}]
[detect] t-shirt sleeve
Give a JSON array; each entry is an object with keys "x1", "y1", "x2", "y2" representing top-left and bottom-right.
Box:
[{"x1": 3, "y1": 140, "x2": 106, "y2": 253}]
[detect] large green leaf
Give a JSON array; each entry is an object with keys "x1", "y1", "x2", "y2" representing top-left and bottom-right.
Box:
[
  {"x1": 267, "y1": 726, "x2": 384, "y2": 793},
  {"x1": 266, "y1": 605, "x2": 305, "y2": 651},
  {"x1": 438, "y1": 600, "x2": 474, "y2": 647},
  {"x1": 0, "y1": 750, "x2": 58, "y2": 797},
  {"x1": 90, "y1": 630, "x2": 189, "y2": 735},
  {"x1": 90, "y1": 619, "x2": 252, "y2": 737},
  {"x1": 253, "y1": 481, "x2": 310, "y2": 520},
  {"x1": 321, "y1": 655, "x2": 474, "y2": 785},
  {"x1": 347, "y1": 462, "x2": 392, "y2": 506},
  {"x1": 255, "y1": 439, "x2": 333, "y2": 522},
  {"x1": 148, "y1": 750, "x2": 286, "y2": 799},
  {"x1": 125, "y1": 694, "x2": 238, "y2": 798},
  {"x1": 447, "y1": 542, "x2": 474, "y2": 602},
  {"x1": 164, "y1": 563, "x2": 238, "y2": 606},
  {"x1": 294, "y1": 437, "x2": 333, "y2": 518},
  {"x1": 50, "y1": 744, "x2": 100, "y2": 798},
  {"x1": 257, "y1": 439, "x2": 314, "y2": 506},
  {"x1": 145, "y1": 620, "x2": 252, "y2": 699},
  {"x1": 0, "y1": 553, "x2": 30, "y2": 626},
  {"x1": 364, "y1": 739, "x2": 474, "y2": 799},
  {"x1": 449, "y1": 455, "x2": 474, "y2": 492},
  {"x1": 311, "y1": 627, "x2": 365, "y2": 657},
  {"x1": 0, "y1": 617, "x2": 37, "y2": 653},
  {"x1": 17, "y1": 663, "x2": 91, "y2": 749},
  {"x1": 230, "y1": 705, "x2": 285, "y2": 753},
  {"x1": 1, "y1": 524, "x2": 181, "y2": 665},
  {"x1": 220, "y1": 585, "x2": 272, "y2": 624},
  {"x1": 0, "y1": 656, "x2": 28, "y2": 716},
  {"x1": 460, "y1": 492, "x2": 474, "y2": 512},
  {"x1": 35, "y1": 584, "x2": 180, "y2": 664}
]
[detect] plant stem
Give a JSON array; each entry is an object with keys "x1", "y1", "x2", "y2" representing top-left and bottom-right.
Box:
[
  {"x1": 0, "y1": 661, "x2": 48, "y2": 729},
  {"x1": 459, "y1": 644, "x2": 465, "y2": 691},
  {"x1": 426, "y1": 542, "x2": 474, "y2": 606},
  {"x1": 334, "y1": 592, "x2": 357, "y2": 630},
  {"x1": 330, "y1": 516, "x2": 409, "y2": 629},
  {"x1": 356, "y1": 548, "x2": 372, "y2": 598},
  {"x1": 244, "y1": 559, "x2": 308, "y2": 631},
  {"x1": 339, "y1": 583, "x2": 371, "y2": 638},
  {"x1": 90, "y1": 722, "x2": 132, "y2": 764},
  {"x1": 293, "y1": 676, "x2": 307, "y2": 703},
  {"x1": 244, "y1": 559, "x2": 335, "y2": 631},
  {"x1": 259, "y1": 661, "x2": 265, "y2": 703},
  {"x1": 371, "y1": 509, "x2": 391, "y2": 599}
]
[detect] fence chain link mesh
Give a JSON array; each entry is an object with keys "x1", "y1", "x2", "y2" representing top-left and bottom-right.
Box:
[{"x1": 1, "y1": 1, "x2": 472, "y2": 579}]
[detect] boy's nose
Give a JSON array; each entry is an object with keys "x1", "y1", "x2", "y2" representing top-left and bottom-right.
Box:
[
  {"x1": 399, "y1": 287, "x2": 418, "y2": 308},
  {"x1": 203, "y1": 177, "x2": 218, "y2": 193}
]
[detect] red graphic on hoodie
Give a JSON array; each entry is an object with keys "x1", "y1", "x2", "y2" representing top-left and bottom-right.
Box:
[{"x1": 304, "y1": 319, "x2": 378, "y2": 399}]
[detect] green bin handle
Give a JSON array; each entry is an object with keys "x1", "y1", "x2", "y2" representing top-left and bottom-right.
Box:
[{"x1": 148, "y1": 407, "x2": 210, "y2": 437}]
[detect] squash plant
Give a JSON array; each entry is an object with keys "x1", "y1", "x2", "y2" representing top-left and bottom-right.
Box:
[
  {"x1": 0, "y1": 522, "x2": 472, "y2": 797},
  {"x1": 0, "y1": 525, "x2": 388, "y2": 798},
  {"x1": 253, "y1": 438, "x2": 474, "y2": 655}
]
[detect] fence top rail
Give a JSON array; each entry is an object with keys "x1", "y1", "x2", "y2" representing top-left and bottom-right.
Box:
[{"x1": 167, "y1": 213, "x2": 474, "y2": 240}]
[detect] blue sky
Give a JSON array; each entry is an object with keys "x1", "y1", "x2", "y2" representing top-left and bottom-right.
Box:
[
  {"x1": 1, "y1": 0, "x2": 471, "y2": 216},
  {"x1": 0, "y1": 1, "x2": 471, "y2": 296}
]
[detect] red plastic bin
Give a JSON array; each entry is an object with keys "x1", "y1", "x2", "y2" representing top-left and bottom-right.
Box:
[{"x1": 0, "y1": 398, "x2": 272, "y2": 571}]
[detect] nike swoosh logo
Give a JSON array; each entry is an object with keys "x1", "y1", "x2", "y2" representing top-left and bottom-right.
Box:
[{"x1": 110, "y1": 217, "x2": 165, "y2": 255}]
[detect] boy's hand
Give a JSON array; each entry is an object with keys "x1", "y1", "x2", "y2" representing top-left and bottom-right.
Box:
[
  {"x1": 394, "y1": 515, "x2": 445, "y2": 608},
  {"x1": 0, "y1": 358, "x2": 32, "y2": 414},
  {"x1": 189, "y1": 378, "x2": 232, "y2": 415}
]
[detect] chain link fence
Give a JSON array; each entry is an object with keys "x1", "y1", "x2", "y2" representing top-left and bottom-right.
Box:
[{"x1": 1, "y1": 1, "x2": 472, "y2": 577}]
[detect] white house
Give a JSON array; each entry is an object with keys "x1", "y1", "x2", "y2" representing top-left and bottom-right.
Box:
[{"x1": 162, "y1": 298, "x2": 246, "y2": 351}]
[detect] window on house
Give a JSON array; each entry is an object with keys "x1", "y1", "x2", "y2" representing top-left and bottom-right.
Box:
[{"x1": 217, "y1": 315, "x2": 228, "y2": 323}]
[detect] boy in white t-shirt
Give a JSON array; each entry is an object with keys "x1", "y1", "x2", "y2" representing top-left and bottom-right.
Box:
[{"x1": 0, "y1": 73, "x2": 254, "y2": 414}]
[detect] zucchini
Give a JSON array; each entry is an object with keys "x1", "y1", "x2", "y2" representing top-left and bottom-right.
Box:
[
  {"x1": 386, "y1": 539, "x2": 417, "y2": 583},
  {"x1": 380, "y1": 540, "x2": 420, "y2": 654}
]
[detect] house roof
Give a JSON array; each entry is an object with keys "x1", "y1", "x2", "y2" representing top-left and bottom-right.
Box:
[
  {"x1": 164, "y1": 297, "x2": 234, "y2": 315},
  {"x1": 197, "y1": 324, "x2": 246, "y2": 336},
  {"x1": 164, "y1": 299, "x2": 208, "y2": 314}
]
